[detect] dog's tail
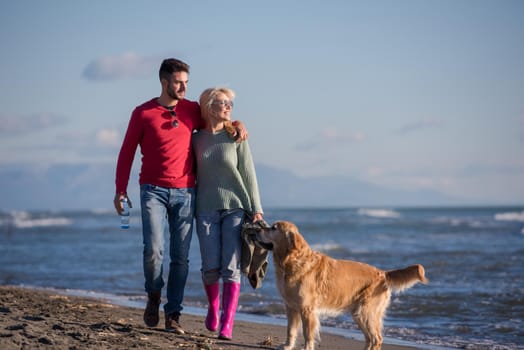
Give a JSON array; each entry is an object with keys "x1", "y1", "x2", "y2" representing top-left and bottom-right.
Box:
[{"x1": 386, "y1": 264, "x2": 428, "y2": 293}]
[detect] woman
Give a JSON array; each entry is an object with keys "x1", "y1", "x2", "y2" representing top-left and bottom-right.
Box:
[{"x1": 192, "y1": 87, "x2": 264, "y2": 340}]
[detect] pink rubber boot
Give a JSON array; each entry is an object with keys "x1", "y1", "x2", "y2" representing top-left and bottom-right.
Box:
[
  {"x1": 218, "y1": 282, "x2": 241, "y2": 340},
  {"x1": 204, "y1": 282, "x2": 220, "y2": 332}
]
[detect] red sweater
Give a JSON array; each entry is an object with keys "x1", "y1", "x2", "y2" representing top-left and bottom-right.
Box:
[{"x1": 115, "y1": 98, "x2": 204, "y2": 194}]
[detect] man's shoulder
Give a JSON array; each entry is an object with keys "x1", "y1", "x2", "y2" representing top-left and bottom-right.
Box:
[
  {"x1": 180, "y1": 99, "x2": 202, "y2": 125},
  {"x1": 135, "y1": 97, "x2": 158, "y2": 109},
  {"x1": 134, "y1": 98, "x2": 157, "y2": 111},
  {"x1": 181, "y1": 98, "x2": 198, "y2": 105},
  {"x1": 134, "y1": 98, "x2": 198, "y2": 109},
  {"x1": 180, "y1": 98, "x2": 200, "y2": 111}
]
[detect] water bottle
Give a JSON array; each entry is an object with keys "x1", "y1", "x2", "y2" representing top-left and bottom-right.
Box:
[{"x1": 120, "y1": 198, "x2": 130, "y2": 229}]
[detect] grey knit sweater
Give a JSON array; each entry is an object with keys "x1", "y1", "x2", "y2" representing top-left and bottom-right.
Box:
[{"x1": 192, "y1": 129, "x2": 263, "y2": 216}]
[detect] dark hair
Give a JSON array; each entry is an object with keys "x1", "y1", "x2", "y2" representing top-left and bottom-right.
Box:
[{"x1": 159, "y1": 58, "x2": 190, "y2": 81}]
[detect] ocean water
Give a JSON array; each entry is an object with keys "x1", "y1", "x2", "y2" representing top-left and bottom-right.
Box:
[{"x1": 1, "y1": 207, "x2": 523, "y2": 349}]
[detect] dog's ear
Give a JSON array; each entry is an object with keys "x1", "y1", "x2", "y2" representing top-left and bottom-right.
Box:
[
  {"x1": 286, "y1": 231, "x2": 296, "y2": 249},
  {"x1": 286, "y1": 230, "x2": 306, "y2": 251},
  {"x1": 288, "y1": 229, "x2": 309, "y2": 252}
]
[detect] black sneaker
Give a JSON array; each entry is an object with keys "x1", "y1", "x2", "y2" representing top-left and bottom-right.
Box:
[{"x1": 143, "y1": 291, "x2": 161, "y2": 327}]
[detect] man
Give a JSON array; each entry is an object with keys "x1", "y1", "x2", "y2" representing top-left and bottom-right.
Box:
[{"x1": 114, "y1": 58, "x2": 246, "y2": 333}]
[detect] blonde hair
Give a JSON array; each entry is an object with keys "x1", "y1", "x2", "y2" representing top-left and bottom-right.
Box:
[{"x1": 199, "y1": 87, "x2": 237, "y2": 137}]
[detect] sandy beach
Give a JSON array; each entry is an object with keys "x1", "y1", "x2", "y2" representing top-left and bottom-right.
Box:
[{"x1": 0, "y1": 285, "x2": 422, "y2": 350}]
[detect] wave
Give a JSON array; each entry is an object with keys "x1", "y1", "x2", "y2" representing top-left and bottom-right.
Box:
[
  {"x1": 90, "y1": 208, "x2": 114, "y2": 215},
  {"x1": 430, "y1": 216, "x2": 487, "y2": 228},
  {"x1": 357, "y1": 208, "x2": 401, "y2": 219},
  {"x1": 494, "y1": 210, "x2": 524, "y2": 222},
  {"x1": 4, "y1": 211, "x2": 72, "y2": 229},
  {"x1": 310, "y1": 241, "x2": 345, "y2": 253}
]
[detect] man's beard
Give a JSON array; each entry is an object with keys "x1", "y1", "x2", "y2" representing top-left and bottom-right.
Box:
[{"x1": 167, "y1": 85, "x2": 184, "y2": 100}]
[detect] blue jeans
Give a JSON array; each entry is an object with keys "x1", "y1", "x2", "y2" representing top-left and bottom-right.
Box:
[
  {"x1": 195, "y1": 209, "x2": 245, "y2": 285},
  {"x1": 140, "y1": 184, "x2": 195, "y2": 315}
]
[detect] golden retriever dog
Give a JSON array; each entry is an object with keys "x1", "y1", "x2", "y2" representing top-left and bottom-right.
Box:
[{"x1": 255, "y1": 221, "x2": 427, "y2": 350}]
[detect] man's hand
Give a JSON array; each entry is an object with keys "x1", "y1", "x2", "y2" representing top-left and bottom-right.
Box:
[
  {"x1": 113, "y1": 193, "x2": 133, "y2": 215},
  {"x1": 232, "y1": 120, "x2": 248, "y2": 142}
]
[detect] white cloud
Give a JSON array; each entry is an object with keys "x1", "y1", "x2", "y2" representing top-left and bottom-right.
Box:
[
  {"x1": 460, "y1": 163, "x2": 524, "y2": 176},
  {"x1": 296, "y1": 127, "x2": 365, "y2": 151},
  {"x1": 55, "y1": 128, "x2": 122, "y2": 150},
  {"x1": 409, "y1": 176, "x2": 453, "y2": 188},
  {"x1": 397, "y1": 117, "x2": 443, "y2": 134},
  {"x1": 362, "y1": 166, "x2": 456, "y2": 193},
  {"x1": 95, "y1": 128, "x2": 121, "y2": 148},
  {"x1": 367, "y1": 167, "x2": 384, "y2": 177},
  {"x1": 0, "y1": 113, "x2": 65, "y2": 135},
  {"x1": 83, "y1": 52, "x2": 159, "y2": 81}
]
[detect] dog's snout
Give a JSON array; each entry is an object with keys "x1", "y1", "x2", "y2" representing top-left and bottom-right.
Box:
[
  {"x1": 254, "y1": 225, "x2": 271, "y2": 233},
  {"x1": 255, "y1": 231, "x2": 266, "y2": 241},
  {"x1": 254, "y1": 231, "x2": 273, "y2": 250}
]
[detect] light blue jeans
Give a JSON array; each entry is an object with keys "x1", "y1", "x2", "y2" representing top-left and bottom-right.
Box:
[
  {"x1": 195, "y1": 209, "x2": 245, "y2": 285},
  {"x1": 140, "y1": 184, "x2": 195, "y2": 315}
]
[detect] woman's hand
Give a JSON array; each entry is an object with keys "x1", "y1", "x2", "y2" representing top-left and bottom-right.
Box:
[{"x1": 252, "y1": 213, "x2": 264, "y2": 223}]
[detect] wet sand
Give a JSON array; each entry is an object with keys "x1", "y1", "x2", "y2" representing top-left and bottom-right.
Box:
[{"x1": 0, "y1": 285, "x2": 421, "y2": 349}]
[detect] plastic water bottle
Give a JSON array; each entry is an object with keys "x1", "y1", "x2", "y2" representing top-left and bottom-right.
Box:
[{"x1": 120, "y1": 198, "x2": 130, "y2": 229}]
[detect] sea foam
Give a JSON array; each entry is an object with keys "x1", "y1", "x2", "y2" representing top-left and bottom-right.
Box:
[
  {"x1": 7, "y1": 211, "x2": 72, "y2": 229},
  {"x1": 494, "y1": 210, "x2": 524, "y2": 222},
  {"x1": 357, "y1": 208, "x2": 401, "y2": 218}
]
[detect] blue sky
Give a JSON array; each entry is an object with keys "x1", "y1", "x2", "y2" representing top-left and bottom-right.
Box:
[{"x1": 1, "y1": 0, "x2": 523, "y2": 205}]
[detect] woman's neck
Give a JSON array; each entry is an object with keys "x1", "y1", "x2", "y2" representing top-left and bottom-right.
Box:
[{"x1": 206, "y1": 121, "x2": 225, "y2": 133}]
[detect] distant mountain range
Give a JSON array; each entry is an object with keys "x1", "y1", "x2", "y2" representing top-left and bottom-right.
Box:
[
  {"x1": 255, "y1": 164, "x2": 458, "y2": 208},
  {"x1": 0, "y1": 162, "x2": 461, "y2": 211}
]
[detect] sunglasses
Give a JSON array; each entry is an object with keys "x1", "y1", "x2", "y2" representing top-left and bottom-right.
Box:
[
  {"x1": 165, "y1": 106, "x2": 179, "y2": 128},
  {"x1": 213, "y1": 100, "x2": 234, "y2": 108}
]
